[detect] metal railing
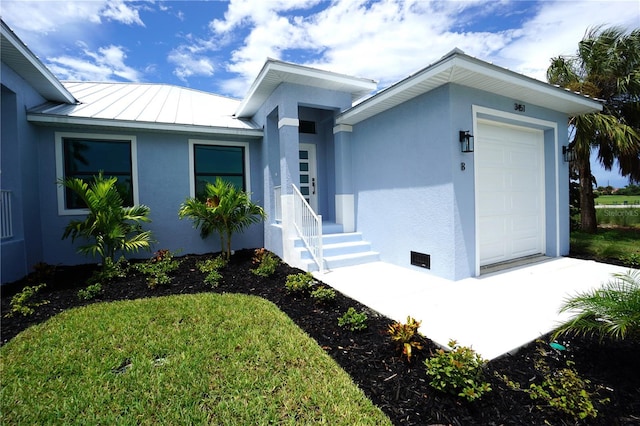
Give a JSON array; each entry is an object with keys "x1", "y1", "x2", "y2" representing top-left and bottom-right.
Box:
[
  {"x1": 1, "y1": 190, "x2": 13, "y2": 239},
  {"x1": 274, "y1": 186, "x2": 282, "y2": 222},
  {"x1": 292, "y1": 184, "x2": 323, "y2": 272}
]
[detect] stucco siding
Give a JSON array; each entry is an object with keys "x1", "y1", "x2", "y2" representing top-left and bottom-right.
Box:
[
  {"x1": 35, "y1": 127, "x2": 264, "y2": 267},
  {"x1": 351, "y1": 85, "x2": 458, "y2": 279},
  {"x1": 1, "y1": 62, "x2": 48, "y2": 283}
]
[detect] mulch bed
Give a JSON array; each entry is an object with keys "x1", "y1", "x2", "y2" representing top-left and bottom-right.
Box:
[{"x1": 2, "y1": 249, "x2": 639, "y2": 425}]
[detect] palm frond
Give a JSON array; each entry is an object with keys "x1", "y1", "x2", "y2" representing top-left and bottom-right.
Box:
[{"x1": 555, "y1": 270, "x2": 640, "y2": 341}]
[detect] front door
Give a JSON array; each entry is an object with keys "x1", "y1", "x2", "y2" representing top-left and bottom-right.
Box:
[{"x1": 299, "y1": 143, "x2": 318, "y2": 211}]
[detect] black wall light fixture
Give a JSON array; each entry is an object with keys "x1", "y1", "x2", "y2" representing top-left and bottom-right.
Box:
[
  {"x1": 459, "y1": 130, "x2": 474, "y2": 153},
  {"x1": 562, "y1": 145, "x2": 576, "y2": 162}
]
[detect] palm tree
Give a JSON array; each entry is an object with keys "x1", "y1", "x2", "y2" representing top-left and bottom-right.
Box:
[
  {"x1": 60, "y1": 173, "x2": 153, "y2": 266},
  {"x1": 554, "y1": 270, "x2": 640, "y2": 342},
  {"x1": 547, "y1": 26, "x2": 640, "y2": 233},
  {"x1": 178, "y1": 178, "x2": 266, "y2": 259}
]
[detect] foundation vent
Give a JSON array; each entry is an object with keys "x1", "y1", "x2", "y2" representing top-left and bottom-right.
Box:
[{"x1": 410, "y1": 251, "x2": 430, "y2": 269}]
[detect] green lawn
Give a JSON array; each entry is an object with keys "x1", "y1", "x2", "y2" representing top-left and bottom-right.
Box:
[
  {"x1": 594, "y1": 195, "x2": 640, "y2": 206},
  {"x1": 571, "y1": 228, "x2": 640, "y2": 267},
  {"x1": 0, "y1": 293, "x2": 391, "y2": 425}
]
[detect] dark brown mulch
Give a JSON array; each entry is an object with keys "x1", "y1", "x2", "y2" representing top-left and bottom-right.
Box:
[{"x1": 2, "y1": 249, "x2": 639, "y2": 425}]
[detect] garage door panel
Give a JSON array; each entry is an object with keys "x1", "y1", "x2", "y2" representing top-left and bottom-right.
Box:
[{"x1": 477, "y1": 121, "x2": 545, "y2": 267}]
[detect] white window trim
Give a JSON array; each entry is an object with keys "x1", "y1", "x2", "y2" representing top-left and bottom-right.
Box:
[
  {"x1": 188, "y1": 139, "x2": 251, "y2": 199},
  {"x1": 55, "y1": 132, "x2": 139, "y2": 216},
  {"x1": 471, "y1": 105, "x2": 559, "y2": 276}
]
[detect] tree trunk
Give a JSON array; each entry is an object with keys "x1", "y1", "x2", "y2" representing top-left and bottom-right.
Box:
[{"x1": 578, "y1": 156, "x2": 598, "y2": 233}]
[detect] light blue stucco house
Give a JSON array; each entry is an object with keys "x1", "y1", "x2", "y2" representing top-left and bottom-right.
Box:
[{"x1": 1, "y1": 20, "x2": 602, "y2": 284}]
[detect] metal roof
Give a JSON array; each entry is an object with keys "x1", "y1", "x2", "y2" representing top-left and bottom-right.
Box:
[
  {"x1": 234, "y1": 58, "x2": 377, "y2": 118},
  {"x1": 336, "y1": 49, "x2": 603, "y2": 126},
  {"x1": 1, "y1": 20, "x2": 76, "y2": 104},
  {"x1": 28, "y1": 82, "x2": 262, "y2": 137}
]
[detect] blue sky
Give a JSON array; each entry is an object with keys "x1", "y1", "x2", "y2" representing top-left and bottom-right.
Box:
[{"x1": 2, "y1": 0, "x2": 638, "y2": 186}]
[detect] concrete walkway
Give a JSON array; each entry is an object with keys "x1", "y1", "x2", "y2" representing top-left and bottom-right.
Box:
[{"x1": 313, "y1": 257, "x2": 635, "y2": 360}]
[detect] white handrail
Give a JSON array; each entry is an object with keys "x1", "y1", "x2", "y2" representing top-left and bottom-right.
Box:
[
  {"x1": 1, "y1": 190, "x2": 13, "y2": 239},
  {"x1": 291, "y1": 184, "x2": 323, "y2": 272}
]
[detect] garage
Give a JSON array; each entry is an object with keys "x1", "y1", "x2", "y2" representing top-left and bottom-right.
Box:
[{"x1": 476, "y1": 120, "x2": 545, "y2": 267}]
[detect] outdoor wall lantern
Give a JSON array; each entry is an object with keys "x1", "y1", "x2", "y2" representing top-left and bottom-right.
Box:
[
  {"x1": 459, "y1": 130, "x2": 474, "y2": 153},
  {"x1": 562, "y1": 145, "x2": 576, "y2": 162}
]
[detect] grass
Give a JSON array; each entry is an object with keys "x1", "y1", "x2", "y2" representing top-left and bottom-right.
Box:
[
  {"x1": 595, "y1": 195, "x2": 640, "y2": 205},
  {"x1": 0, "y1": 293, "x2": 390, "y2": 425},
  {"x1": 571, "y1": 227, "x2": 640, "y2": 267},
  {"x1": 595, "y1": 208, "x2": 640, "y2": 228}
]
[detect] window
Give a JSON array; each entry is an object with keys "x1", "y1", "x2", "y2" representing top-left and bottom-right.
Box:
[
  {"x1": 55, "y1": 133, "x2": 138, "y2": 214},
  {"x1": 189, "y1": 140, "x2": 250, "y2": 200}
]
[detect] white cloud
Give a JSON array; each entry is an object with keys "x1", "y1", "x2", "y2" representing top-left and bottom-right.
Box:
[
  {"x1": 47, "y1": 44, "x2": 141, "y2": 82},
  {"x1": 207, "y1": 0, "x2": 639, "y2": 97},
  {"x1": 102, "y1": 0, "x2": 145, "y2": 26}
]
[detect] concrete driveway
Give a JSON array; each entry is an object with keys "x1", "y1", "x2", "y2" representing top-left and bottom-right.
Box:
[{"x1": 314, "y1": 257, "x2": 635, "y2": 360}]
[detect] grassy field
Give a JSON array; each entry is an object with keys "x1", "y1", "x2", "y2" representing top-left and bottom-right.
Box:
[
  {"x1": 595, "y1": 195, "x2": 640, "y2": 205},
  {"x1": 571, "y1": 227, "x2": 640, "y2": 267},
  {"x1": 0, "y1": 293, "x2": 391, "y2": 425},
  {"x1": 595, "y1": 208, "x2": 640, "y2": 228}
]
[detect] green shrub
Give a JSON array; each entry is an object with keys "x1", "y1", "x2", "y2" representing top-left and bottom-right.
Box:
[
  {"x1": 388, "y1": 316, "x2": 423, "y2": 362},
  {"x1": 527, "y1": 362, "x2": 599, "y2": 419},
  {"x1": 134, "y1": 250, "x2": 181, "y2": 289},
  {"x1": 251, "y1": 249, "x2": 279, "y2": 277},
  {"x1": 554, "y1": 270, "x2": 640, "y2": 341},
  {"x1": 311, "y1": 286, "x2": 336, "y2": 303},
  {"x1": 338, "y1": 307, "x2": 368, "y2": 332},
  {"x1": 197, "y1": 256, "x2": 228, "y2": 288},
  {"x1": 5, "y1": 284, "x2": 49, "y2": 318},
  {"x1": 285, "y1": 272, "x2": 315, "y2": 294},
  {"x1": 500, "y1": 342, "x2": 602, "y2": 420},
  {"x1": 424, "y1": 339, "x2": 491, "y2": 401},
  {"x1": 88, "y1": 257, "x2": 129, "y2": 285},
  {"x1": 77, "y1": 283, "x2": 102, "y2": 300}
]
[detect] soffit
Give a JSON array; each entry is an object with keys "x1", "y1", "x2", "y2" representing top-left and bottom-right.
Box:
[
  {"x1": 234, "y1": 59, "x2": 377, "y2": 118},
  {"x1": 336, "y1": 52, "x2": 603, "y2": 126}
]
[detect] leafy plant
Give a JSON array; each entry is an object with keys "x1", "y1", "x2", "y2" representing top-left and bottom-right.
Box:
[
  {"x1": 500, "y1": 342, "x2": 602, "y2": 420},
  {"x1": 5, "y1": 284, "x2": 49, "y2": 318},
  {"x1": 77, "y1": 283, "x2": 102, "y2": 300},
  {"x1": 285, "y1": 272, "x2": 315, "y2": 294},
  {"x1": 197, "y1": 256, "x2": 228, "y2": 288},
  {"x1": 88, "y1": 256, "x2": 129, "y2": 285},
  {"x1": 338, "y1": 307, "x2": 368, "y2": 332},
  {"x1": 134, "y1": 250, "x2": 181, "y2": 289},
  {"x1": 251, "y1": 248, "x2": 279, "y2": 277},
  {"x1": 178, "y1": 178, "x2": 266, "y2": 259},
  {"x1": 388, "y1": 316, "x2": 423, "y2": 362},
  {"x1": 59, "y1": 172, "x2": 154, "y2": 266},
  {"x1": 424, "y1": 339, "x2": 491, "y2": 401},
  {"x1": 554, "y1": 270, "x2": 640, "y2": 341},
  {"x1": 311, "y1": 286, "x2": 336, "y2": 303}
]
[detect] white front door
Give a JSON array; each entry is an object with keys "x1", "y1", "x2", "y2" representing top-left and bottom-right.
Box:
[
  {"x1": 299, "y1": 143, "x2": 318, "y2": 211},
  {"x1": 476, "y1": 120, "x2": 545, "y2": 267}
]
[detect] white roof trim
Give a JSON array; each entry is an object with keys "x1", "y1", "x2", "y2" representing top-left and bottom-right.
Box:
[
  {"x1": 235, "y1": 59, "x2": 377, "y2": 118},
  {"x1": 1, "y1": 20, "x2": 76, "y2": 104},
  {"x1": 27, "y1": 114, "x2": 264, "y2": 138},
  {"x1": 336, "y1": 50, "x2": 603, "y2": 126}
]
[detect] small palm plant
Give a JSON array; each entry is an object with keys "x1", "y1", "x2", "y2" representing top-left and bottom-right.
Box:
[
  {"x1": 554, "y1": 270, "x2": 640, "y2": 341},
  {"x1": 60, "y1": 173, "x2": 153, "y2": 266},
  {"x1": 178, "y1": 178, "x2": 266, "y2": 259}
]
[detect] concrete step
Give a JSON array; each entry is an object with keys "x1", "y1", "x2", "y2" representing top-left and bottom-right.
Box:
[{"x1": 292, "y1": 232, "x2": 379, "y2": 272}]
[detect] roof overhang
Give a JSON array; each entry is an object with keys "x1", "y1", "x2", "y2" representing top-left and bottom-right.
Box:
[
  {"x1": 1, "y1": 20, "x2": 76, "y2": 104},
  {"x1": 336, "y1": 50, "x2": 603, "y2": 126},
  {"x1": 235, "y1": 59, "x2": 377, "y2": 118},
  {"x1": 27, "y1": 113, "x2": 264, "y2": 139}
]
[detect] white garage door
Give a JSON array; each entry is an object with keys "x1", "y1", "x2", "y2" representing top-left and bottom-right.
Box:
[{"x1": 476, "y1": 120, "x2": 545, "y2": 267}]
